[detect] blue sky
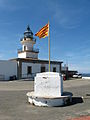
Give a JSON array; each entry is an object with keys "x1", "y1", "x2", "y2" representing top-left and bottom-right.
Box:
[{"x1": 0, "y1": 0, "x2": 90, "y2": 73}]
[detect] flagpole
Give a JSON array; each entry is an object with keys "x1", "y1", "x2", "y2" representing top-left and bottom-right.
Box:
[{"x1": 48, "y1": 21, "x2": 50, "y2": 72}]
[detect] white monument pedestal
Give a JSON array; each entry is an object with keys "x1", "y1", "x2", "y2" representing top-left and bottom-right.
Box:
[{"x1": 27, "y1": 72, "x2": 72, "y2": 107}]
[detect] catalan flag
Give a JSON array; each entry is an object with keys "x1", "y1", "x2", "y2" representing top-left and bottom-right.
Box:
[{"x1": 35, "y1": 23, "x2": 49, "y2": 39}]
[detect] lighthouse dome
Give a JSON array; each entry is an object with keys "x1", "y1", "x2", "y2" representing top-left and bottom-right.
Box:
[{"x1": 24, "y1": 25, "x2": 33, "y2": 39}]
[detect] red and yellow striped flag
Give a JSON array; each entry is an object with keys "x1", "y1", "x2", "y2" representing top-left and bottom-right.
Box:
[{"x1": 35, "y1": 23, "x2": 49, "y2": 39}]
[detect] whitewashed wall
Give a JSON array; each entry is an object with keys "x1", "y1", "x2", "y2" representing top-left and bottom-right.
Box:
[
  {"x1": 26, "y1": 52, "x2": 38, "y2": 59},
  {"x1": 22, "y1": 62, "x2": 60, "y2": 78},
  {"x1": 22, "y1": 63, "x2": 41, "y2": 75},
  {"x1": 18, "y1": 52, "x2": 26, "y2": 58},
  {"x1": 18, "y1": 52, "x2": 38, "y2": 59},
  {"x1": 22, "y1": 42, "x2": 33, "y2": 51},
  {"x1": 0, "y1": 60, "x2": 17, "y2": 80},
  {"x1": 51, "y1": 64, "x2": 60, "y2": 72}
]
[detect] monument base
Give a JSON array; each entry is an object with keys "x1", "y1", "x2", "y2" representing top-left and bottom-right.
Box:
[
  {"x1": 27, "y1": 92, "x2": 72, "y2": 107},
  {"x1": 26, "y1": 72, "x2": 72, "y2": 107}
]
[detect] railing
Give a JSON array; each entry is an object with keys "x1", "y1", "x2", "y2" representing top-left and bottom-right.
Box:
[
  {"x1": 33, "y1": 48, "x2": 39, "y2": 53},
  {"x1": 18, "y1": 48, "x2": 39, "y2": 53},
  {"x1": 20, "y1": 37, "x2": 36, "y2": 43}
]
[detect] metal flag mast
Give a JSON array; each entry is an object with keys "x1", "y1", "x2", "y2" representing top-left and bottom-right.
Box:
[
  {"x1": 48, "y1": 21, "x2": 50, "y2": 72},
  {"x1": 35, "y1": 21, "x2": 50, "y2": 72}
]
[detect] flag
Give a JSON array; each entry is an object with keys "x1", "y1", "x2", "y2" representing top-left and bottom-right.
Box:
[{"x1": 35, "y1": 23, "x2": 49, "y2": 38}]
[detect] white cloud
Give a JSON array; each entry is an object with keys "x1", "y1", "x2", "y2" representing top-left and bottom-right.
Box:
[
  {"x1": 64, "y1": 50, "x2": 90, "y2": 72},
  {"x1": 69, "y1": 63, "x2": 90, "y2": 73}
]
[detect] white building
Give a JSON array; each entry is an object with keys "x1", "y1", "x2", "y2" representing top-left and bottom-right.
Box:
[
  {"x1": 0, "y1": 60, "x2": 17, "y2": 80},
  {"x1": 0, "y1": 26, "x2": 63, "y2": 80}
]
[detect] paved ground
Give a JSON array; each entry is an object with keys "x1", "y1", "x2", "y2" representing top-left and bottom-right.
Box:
[
  {"x1": 0, "y1": 79, "x2": 90, "y2": 120},
  {"x1": 69, "y1": 116, "x2": 90, "y2": 120}
]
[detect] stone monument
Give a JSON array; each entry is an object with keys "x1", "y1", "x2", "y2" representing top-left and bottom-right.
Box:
[{"x1": 27, "y1": 72, "x2": 72, "y2": 107}]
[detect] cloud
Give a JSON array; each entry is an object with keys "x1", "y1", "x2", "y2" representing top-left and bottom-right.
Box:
[
  {"x1": 65, "y1": 50, "x2": 90, "y2": 62},
  {"x1": 65, "y1": 52, "x2": 75, "y2": 58},
  {"x1": 53, "y1": 9, "x2": 80, "y2": 29},
  {"x1": 48, "y1": 0, "x2": 89, "y2": 29},
  {"x1": 64, "y1": 49, "x2": 90, "y2": 72},
  {"x1": 69, "y1": 63, "x2": 90, "y2": 73}
]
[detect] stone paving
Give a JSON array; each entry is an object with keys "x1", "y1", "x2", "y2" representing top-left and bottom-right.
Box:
[{"x1": 0, "y1": 79, "x2": 90, "y2": 120}]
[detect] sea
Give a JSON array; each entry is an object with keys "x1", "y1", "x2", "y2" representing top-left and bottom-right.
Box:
[{"x1": 81, "y1": 73, "x2": 90, "y2": 77}]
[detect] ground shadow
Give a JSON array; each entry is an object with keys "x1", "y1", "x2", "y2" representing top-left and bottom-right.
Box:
[
  {"x1": 71, "y1": 97, "x2": 83, "y2": 104},
  {"x1": 61, "y1": 91, "x2": 83, "y2": 107}
]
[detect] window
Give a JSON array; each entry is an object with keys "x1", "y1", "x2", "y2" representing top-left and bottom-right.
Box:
[
  {"x1": 53, "y1": 67, "x2": 56, "y2": 72},
  {"x1": 41, "y1": 66, "x2": 45, "y2": 72},
  {"x1": 27, "y1": 66, "x2": 32, "y2": 74},
  {"x1": 24, "y1": 46, "x2": 26, "y2": 51}
]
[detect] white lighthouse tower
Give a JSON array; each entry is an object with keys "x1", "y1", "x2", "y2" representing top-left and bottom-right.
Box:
[{"x1": 18, "y1": 25, "x2": 39, "y2": 59}]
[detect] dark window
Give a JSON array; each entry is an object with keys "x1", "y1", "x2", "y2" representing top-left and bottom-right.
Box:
[
  {"x1": 53, "y1": 67, "x2": 56, "y2": 72},
  {"x1": 27, "y1": 66, "x2": 32, "y2": 74},
  {"x1": 41, "y1": 66, "x2": 45, "y2": 72},
  {"x1": 24, "y1": 46, "x2": 26, "y2": 51}
]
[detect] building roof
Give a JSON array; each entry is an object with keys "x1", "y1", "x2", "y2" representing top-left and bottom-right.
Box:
[{"x1": 10, "y1": 58, "x2": 63, "y2": 65}]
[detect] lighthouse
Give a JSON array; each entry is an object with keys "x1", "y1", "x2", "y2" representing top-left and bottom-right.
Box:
[
  {"x1": 16, "y1": 25, "x2": 63, "y2": 80},
  {"x1": 18, "y1": 25, "x2": 39, "y2": 59}
]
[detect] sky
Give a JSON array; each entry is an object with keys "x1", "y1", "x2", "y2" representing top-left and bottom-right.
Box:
[{"x1": 0, "y1": 0, "x2": 90, "y2": 73}]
